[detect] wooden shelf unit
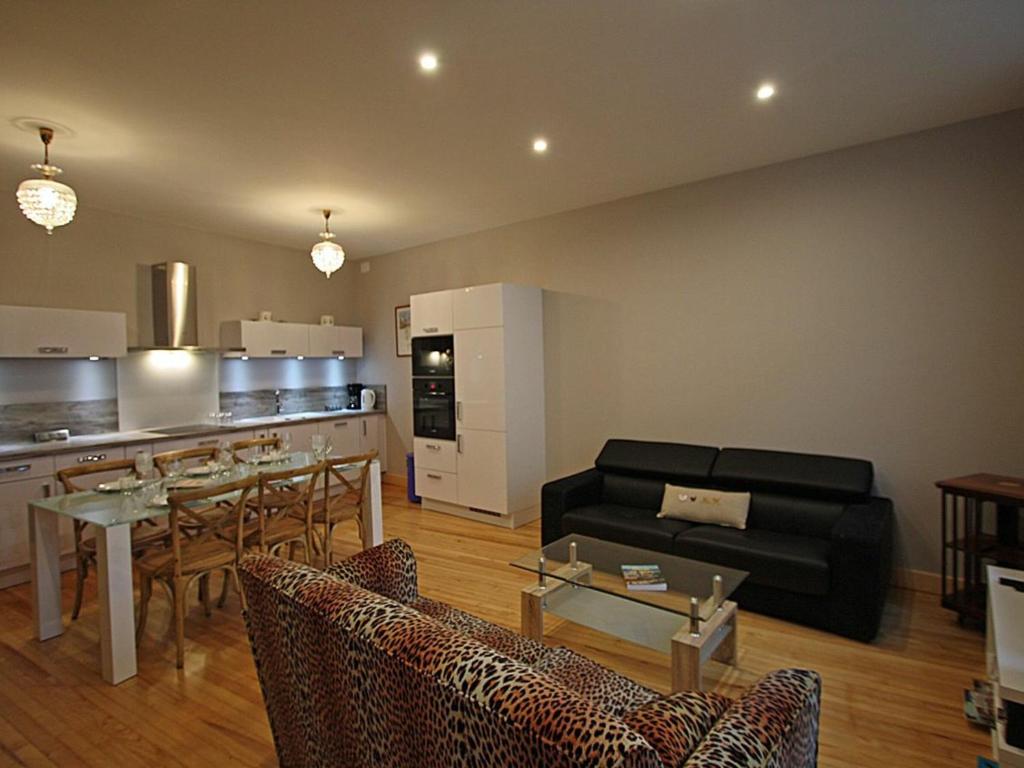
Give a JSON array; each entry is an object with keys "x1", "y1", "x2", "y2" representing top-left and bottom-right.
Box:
[{"x1": 938, "y1": 474, "x2": 1024, "y2": 625}]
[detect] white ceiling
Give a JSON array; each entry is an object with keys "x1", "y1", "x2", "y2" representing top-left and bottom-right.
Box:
[{"x1": 2, "y1": 1, "x2": 1022, "y2": 258}]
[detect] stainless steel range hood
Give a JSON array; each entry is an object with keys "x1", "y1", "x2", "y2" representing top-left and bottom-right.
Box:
[{"x1": 130, "y1": 261, "x2": 217, "y2": 351}]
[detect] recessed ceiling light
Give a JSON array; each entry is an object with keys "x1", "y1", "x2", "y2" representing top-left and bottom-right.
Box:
[
  {"x1": 756, "y1": 83, "x2": 776, "y2": 101},
  {"x1": 419, "y1": 52, "x2": 439, "y2": 72},
  {"x1": 532, "y1": 137, "x2": 549, "y2": 154},
  {"x1": 296, "y1": 355, "x2": 304, "y2": 361},
  {"x1": 88, "y1": 356, "x2": 100, "y2": 361}
]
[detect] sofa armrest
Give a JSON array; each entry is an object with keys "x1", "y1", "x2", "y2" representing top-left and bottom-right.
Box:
[
  {"x1": 828, "y1": 496, "x2": 894, "y2": 641},
  {"x1": 325, "y1": 538, "x2": 419, "y2": 603},
  {"x1": 541, "y1": 468, "x2": 604, "y2": 545},
  {"x1": 685, "y1": 669, "x2": 821, "y2": 768}
]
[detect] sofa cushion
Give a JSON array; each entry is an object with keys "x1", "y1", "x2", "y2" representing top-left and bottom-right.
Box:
[
  {"x1": 562, "y1": 503, "x2": 694, "y2": 553},
  {"x1": 712, "y1": 448, "x2": 873, "y2": 502},
  {"x1": 746, "y1": 492, "x2": 846, "y2": 539},
  {"x1": 596, "y1": 439, "x2": 718, "y2": 484},
  {"x1": 659, "y1": 484, "x2": 751, "y2": 530},
  {"x1": 533, "y1": 647, "x2": 659, "y2": 717},
  {"x1": 622, "y1": 691, "x2": 731, "y2": 767},
  {"x1": 674, "y1": 527, "x2": 832, "y2": 596},
  {"x1": 410, "y1": 596, "x2": 547, "y2": 666},
  {"x1": 604, "y1": 474, "x2": 668, "y2": 510}
]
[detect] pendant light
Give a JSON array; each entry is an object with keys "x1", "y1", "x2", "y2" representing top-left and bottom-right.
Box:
[
  {"x1": 310, "y1": 209, "x2": 345, "y2": 278},
  {"x1": 16, "y1": 127, "x2": 77, "y2": 234}
]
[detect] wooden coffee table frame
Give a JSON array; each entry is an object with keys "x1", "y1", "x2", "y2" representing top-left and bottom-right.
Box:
[{"x1": 520, "y1": 558, "x2": 738, "y2": 692}]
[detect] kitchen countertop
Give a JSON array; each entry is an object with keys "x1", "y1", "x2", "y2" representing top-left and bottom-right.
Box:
[{"x1": 0, "y1": 408, "x2": 386, "y2": 462}]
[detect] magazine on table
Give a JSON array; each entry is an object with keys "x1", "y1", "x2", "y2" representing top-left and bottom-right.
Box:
[{"x1": 621, "y1": 564, "x2": 668, "y2": 592}]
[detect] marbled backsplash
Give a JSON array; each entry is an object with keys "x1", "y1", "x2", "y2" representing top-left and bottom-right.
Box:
[
  {"x1": 219, "y1": 385, "x2": 387, "y2": 419},
  {"x1": 0, "y1": 399, "x2": 119, "y2": 442}
]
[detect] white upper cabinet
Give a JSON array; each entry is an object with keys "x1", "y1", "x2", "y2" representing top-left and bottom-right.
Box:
[
  {"x1": 410, "y1": 290, "x2": 453, "y2": 337},
  {"x1": 220, "y1": 321, "x2": 309, "y2": 357},
  {"x1": 453, "y1": 284, "x2": 505, "y2": 330},
  {"x1": 308, "y1": 325, "x2": 363, "y2": 358},
  {"x1": 0, "y1": 305, "x2": 127, "y2": 358},
  {"x1": 454, "y1": 327, "x2": 506, "y2": 432}
]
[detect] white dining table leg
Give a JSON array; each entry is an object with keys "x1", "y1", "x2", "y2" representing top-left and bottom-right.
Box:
[
  {"x1": 94, "y1": 523, "x2": 137, "y2": 685},
  {"x1": 361, "y1": 460, "x2": 384, "y2": 549},
  {"x1": 29, "y1": 504, "x2": 63, "y2": 641}
]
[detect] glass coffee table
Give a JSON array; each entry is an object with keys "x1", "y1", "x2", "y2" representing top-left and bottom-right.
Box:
[{"x1": 511, "y1": 534, "x2": 747, "y2": 691}]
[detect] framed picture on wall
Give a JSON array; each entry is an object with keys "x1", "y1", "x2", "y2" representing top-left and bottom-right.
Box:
[{"x1": 395, "y1": 305, "x2": 412, "y2": 357}]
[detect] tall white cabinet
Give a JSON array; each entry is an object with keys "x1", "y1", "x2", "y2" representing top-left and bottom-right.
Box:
[{"x1": 412, "y1": 283, "x2": 544, "y2": 528}]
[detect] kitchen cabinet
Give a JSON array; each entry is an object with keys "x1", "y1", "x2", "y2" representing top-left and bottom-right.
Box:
[
  {"x1": 454, "y1": 327, "x2": 506, "y2": 432},
  {"x1": 220, "y1": 321, "x2": 310, "y2": 358},
  {"x1": 453, "y1": 284, "x2": 505, "y2": 330},
  {"x1": 308, "y1": 325, "x2": 363, "y2": 359},
  {"x1": 258, "y1": 421, "x2": 320, "y2": 454},
  {"x1": 456, "y1": 429, "x2": 508, "y2": 514},
  {"x1": 411, "y1": 283, "x2": 543, "y2": 528},
  {"x1": 358, "y1": 416, "x2": 379, "y2": 456},
  {"x1": 322, "y1": 418, "x2": 360, "y2": 458},
  {"x1": 0, "y1": 455, "x2": 58, "y2": 587},
  {"x1": 0, "y1": 305, "x2": 127, "y2": 359},
  {"x1": 410, "y1": 290, "x2": 453, "y2": 337}
]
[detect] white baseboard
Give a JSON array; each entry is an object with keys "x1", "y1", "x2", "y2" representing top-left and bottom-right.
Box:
[
  {"x1": 420, "y1": 497, "x2": 540, "y2": 529},
  {"x1": 0, "y1": 553, "x2": 77, "y2": 590}
]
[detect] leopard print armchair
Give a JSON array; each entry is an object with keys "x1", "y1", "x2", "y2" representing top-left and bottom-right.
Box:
[{"x1": 240, "y1": 540, "x2": 821, "y2": 768}]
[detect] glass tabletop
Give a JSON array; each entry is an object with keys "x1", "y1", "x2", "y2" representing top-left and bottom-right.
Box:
[
  {"x1": 510, "y1": 534, "x2": 747, "y2": 624},
  {"x1": 29, "y1": 452, "x2": 372, "y2": 528}
]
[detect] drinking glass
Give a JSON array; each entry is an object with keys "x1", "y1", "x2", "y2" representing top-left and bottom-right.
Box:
[
  {"x1": 311, "y1": 434, "x2": 328, "y2": 461},
  {"x1": 280, "y1": 431, "x2": 292, "y2": 454},
  {"x1": 134, "y1": 450, "x2": 153, "y2": 481}
]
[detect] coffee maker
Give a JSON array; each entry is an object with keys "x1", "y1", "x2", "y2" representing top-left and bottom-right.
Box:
[{"x1": 346, "y1": 383, "x2": 364, "y2": 410}]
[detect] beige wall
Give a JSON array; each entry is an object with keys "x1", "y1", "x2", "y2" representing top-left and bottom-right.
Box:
[
  {"x1": 354, "y1": 109, "x2": 1024, "y2": 575},
  {"x1": 0, "y1": 205, "x2": 359, "y2": 346}
]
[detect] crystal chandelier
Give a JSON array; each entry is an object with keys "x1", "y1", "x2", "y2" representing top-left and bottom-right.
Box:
[
  {"x1": 16, "y1": 127, "x2": 77, "y2": 234},
  {"x1": 311, "y1": 209, "x2": 345, "y2": 278}
]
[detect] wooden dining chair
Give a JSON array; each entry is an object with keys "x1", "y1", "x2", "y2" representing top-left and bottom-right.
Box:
[
  {"x1": 252, "y1": 462, "x2": 320, "y2": 564},
  {"x1": 153, "y1": 446, "x2": 218, "y2": 476},
  {"x1": 231, "y1": 436, "x2": 282, "y2": 463},
  {"x1": 315, "y1": 451, "x2": 377, "y2": 566},
  {"x1": 57, "y1": 458, "x2": 169, "y2": 621},
  {"x1": 135, "y1": 475, "x2": 256, "y2": 669}
]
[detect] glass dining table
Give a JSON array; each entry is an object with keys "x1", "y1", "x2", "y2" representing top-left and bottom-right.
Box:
[{"x1": 27, "y1": 451, "x2": 383, "y2": 685}]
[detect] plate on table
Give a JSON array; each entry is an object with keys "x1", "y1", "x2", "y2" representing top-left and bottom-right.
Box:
[
  {"x1": 95, "y1": 478, "x2": 150, "y2": 493},
  {"x1": 250, "y1": 452, "x2": 287, "y2": 465},
  {"x1": 185, "y1": 464, "x2": 217, "y2": 477}
]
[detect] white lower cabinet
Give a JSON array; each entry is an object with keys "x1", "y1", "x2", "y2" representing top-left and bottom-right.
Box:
[
  {"x1": 0, "y1": 456, "x2": 58, "y2": 587},
  {"x1": 414, "y1": 437, "x2": 456, "y2": 473},
  {"x1": 456, "y1": 429, "x2": 508, "y2": 515},
  {"x1": 322, "y1": 418, "x2": 360, "y2": 457},
  {"x1": 415, "y1": 468, "x2": 458, "y2": 504},
  {"x1": 259, "y1": 422, "x2": 320, "y2": 454}
]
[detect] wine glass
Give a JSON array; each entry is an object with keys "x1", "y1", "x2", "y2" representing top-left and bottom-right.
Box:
[
  {"x1": 166, "y1": 458, "x2": 184, "y2": 490},
  {"x1": 311, "y1": 434, "x2": 328, "y2": 461},
  {"x1": 280, "y1": 431, "x2": 292, "y2": 455}
]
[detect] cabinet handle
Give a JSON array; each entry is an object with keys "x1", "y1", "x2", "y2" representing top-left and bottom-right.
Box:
[
  {"x1": 425, "y1": 443, "x2": 441, "y2": 451},
  {"x1": 332, "y1": 349, "x2": 345, "y2": 355},
  {"x1": 37, "y1": 346, "x2": 68, "y2": 354},
  {"x1": 77, "y1": 453, "x2": 107, "y2": 463},
  {"x1": 426, "y1": 473, "x2": 442, "y2": 480},
  {"x1": 456, "y1": 401, "x2": 463, "y2": 421},
  {"x1": 362, "y1": 420, "x2": 367, "y2": 436},
  {"x1": 0, "y1": 464, "x2": 31, "y2": 475},
  {"x1": 423, "y1": 326, "x2": 438, "y2": 333},
  {"x1": 197, "y1": 439, "x2": 218, "y2": 447},
  {"x1": 457, "y1": 435, "x2": 463, "y2": 454},
  {"x1": 270, "y1": 349, "x2": 287, "y2": 355},
  {"x1": 334, "y1": 421, "x2": 349, "y2": 428}
]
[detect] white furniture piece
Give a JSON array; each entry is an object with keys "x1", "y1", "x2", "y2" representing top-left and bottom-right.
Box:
[
  {"x1": 0, "y1": 305, "x2": 127, "y2": 358},
  {"x1": 28, "y1": 453, "x2": 384, "y2": 685},
  {"x1": 220, "y1": 321, "x2": 363, "y2": 359},
  {"x1": 988, "y1": 565, "x2": 1024, "y2": 767},
  {"x1": 411, "y1": 283, "x2": 544, "y2": 528}
]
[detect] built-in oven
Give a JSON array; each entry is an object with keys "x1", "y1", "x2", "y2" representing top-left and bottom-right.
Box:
[
  {"x1": 412, "y1": 377, "x2": 456, "y2": 441},
  {"x1": 411, "y1": 335, "x2": 455, "y2": 377}
]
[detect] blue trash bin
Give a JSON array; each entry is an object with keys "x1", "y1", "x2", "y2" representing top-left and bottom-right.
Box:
[{"x1": 406, "y1": 452, "x2": 421, "y2": 503}]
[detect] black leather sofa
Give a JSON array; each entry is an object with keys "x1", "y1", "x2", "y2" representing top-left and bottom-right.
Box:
[{"x1": 542, "y1": 439, "x2": 893, "y2": 641}]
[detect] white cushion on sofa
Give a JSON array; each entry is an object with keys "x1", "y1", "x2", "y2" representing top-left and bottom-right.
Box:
[{"x1": 657, "y1": 484, "x2": 750, "y2": 530}]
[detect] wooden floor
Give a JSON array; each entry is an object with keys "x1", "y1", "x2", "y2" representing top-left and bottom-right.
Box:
[{"x1": 0, "y1": 486, "x2": 991, "y2": 767}]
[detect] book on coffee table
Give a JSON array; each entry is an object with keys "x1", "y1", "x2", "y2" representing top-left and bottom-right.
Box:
[{"x1": 621, "y1": 564, "x2": 667, "y2": 591}]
